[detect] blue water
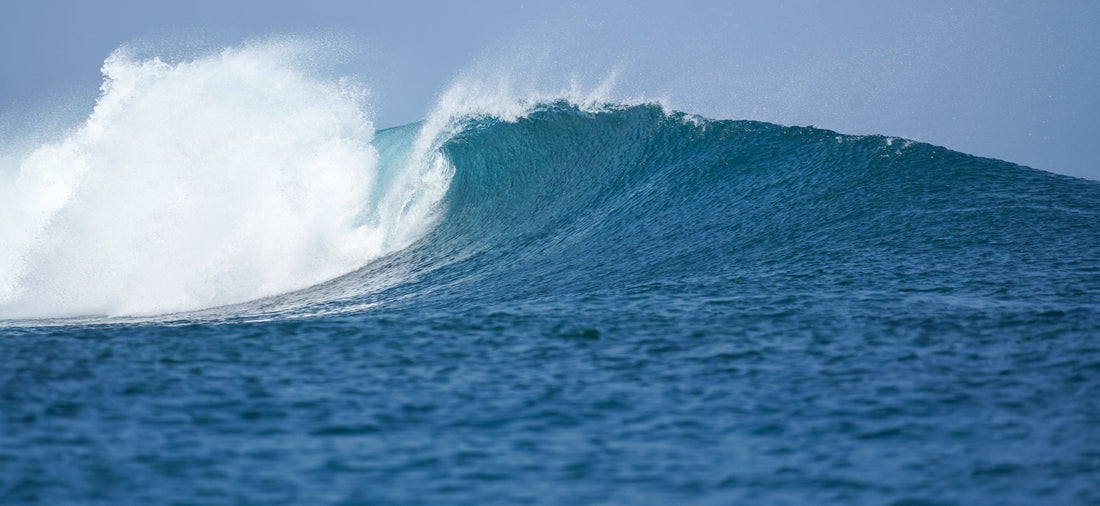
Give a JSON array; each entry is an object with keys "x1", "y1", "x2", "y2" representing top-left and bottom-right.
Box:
[{"x1": 3, "y1": 96, "x2": 1100, "y2": 503}]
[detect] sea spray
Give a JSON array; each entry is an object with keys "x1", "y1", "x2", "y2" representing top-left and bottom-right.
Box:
[{"x1": 0, "y1": 42, "x2": 439, "y2": 318}]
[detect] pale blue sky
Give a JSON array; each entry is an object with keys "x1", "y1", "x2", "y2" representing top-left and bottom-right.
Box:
[{"x1": 2, "y1": 0, "x2": 1098, "y2": 179}]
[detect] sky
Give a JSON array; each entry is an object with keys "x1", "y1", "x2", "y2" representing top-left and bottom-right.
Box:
[{"x1": 2, "y1": 0, "x2": 1098, "y2": 180}]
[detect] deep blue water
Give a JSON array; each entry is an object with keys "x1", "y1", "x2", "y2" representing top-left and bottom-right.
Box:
[{"x1": 3, "y1": 103, "x2": 1100, "y2": 504}]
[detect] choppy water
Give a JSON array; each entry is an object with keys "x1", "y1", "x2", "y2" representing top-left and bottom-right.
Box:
[{"x1": 2, "y1": 44, "x2": 1099, "y2": 504}]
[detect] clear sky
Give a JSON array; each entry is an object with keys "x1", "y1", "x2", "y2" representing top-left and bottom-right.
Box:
[{"x1": 2, "y1": 0, "x2": 1098, "y2": 180}]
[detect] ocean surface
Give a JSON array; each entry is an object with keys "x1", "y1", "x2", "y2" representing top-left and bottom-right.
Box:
[{"x1": 2, "y1": 45, "x2": 1099, "y2": 505}]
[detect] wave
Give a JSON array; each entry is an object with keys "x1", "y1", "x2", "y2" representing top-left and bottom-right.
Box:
[{"x1": 3, "y1": 42, "x2": 1099, "y2": 323}]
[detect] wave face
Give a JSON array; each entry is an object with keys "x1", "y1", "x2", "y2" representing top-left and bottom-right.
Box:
[
  {"x1": 4, "y1": 46, "x2": 1100, "y2": 505},
  {"x1": 228, "y1": 101, "x2": 1100, "y2": 324}
]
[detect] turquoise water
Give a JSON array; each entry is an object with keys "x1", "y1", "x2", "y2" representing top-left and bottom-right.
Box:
[{"x1": 3, "y1": 102, "x2": 1100, "y2": 504}]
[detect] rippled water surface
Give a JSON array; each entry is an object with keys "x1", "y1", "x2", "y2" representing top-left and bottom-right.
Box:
[{"x1": 3, "y1": 102, "x2": 1100, "y2": 504}]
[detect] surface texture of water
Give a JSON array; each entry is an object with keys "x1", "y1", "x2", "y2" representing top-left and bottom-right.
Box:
[{"x1": 3, "y1": 104, "x2": 1099, "y2": 504}]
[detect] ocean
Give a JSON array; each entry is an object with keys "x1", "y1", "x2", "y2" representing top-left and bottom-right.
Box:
[{"x1": 2, "y1": 45, "x2": 1099, "y2": 505}]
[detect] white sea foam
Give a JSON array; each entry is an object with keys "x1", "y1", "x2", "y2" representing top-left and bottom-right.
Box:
[{"x1": 0, "y1": 41, "x2": 443, "y2": 319}]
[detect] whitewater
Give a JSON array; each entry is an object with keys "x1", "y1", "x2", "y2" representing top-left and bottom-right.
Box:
[
  {"x1": 2, "y1": 41, "x2": 1099, "y2": 504},
  {"x1": 0, "y1": 42, "x2": 450, "y2": 318}
]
